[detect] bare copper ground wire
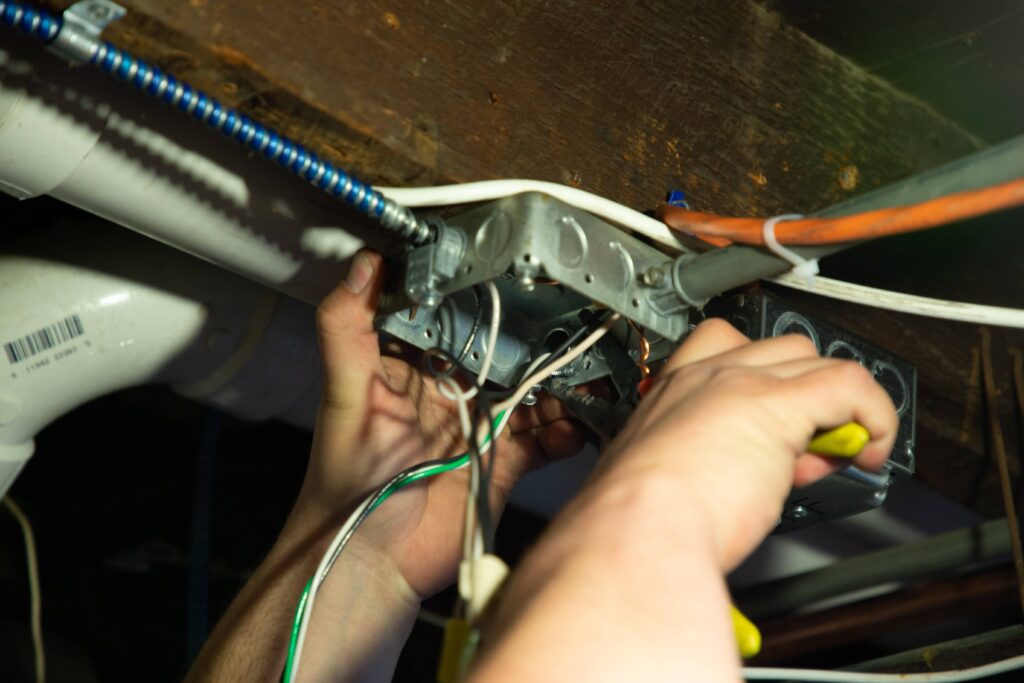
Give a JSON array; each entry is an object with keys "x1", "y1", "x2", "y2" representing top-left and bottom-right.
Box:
[
  {"x1": 627, "y1": 320, "x2": 651, "y2": 378},
  {"x1": 979, "y1": 328, "x2": 1024, "y2": 617}
]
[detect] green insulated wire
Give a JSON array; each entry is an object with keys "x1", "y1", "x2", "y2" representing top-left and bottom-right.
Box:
[
  {"x1": 282, "y1": 578, "x2": 312, "y2": 683},
  {"x1": 281, "y1": 411, "x2": 507, "y2": 681},
  {"x1": 370, "y1": 454, "x2": 470, "y2": 513}
]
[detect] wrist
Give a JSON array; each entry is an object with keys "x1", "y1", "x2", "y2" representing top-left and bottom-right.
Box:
[
  {"x1": 274, "y1": 501, "x2": 421, "y2": 614},
  {"x1": 477, "y1": 474, "x2": 738, "y2": 683},
  {"x1": 492, "y1": 472, "x2": 723, "y2": 624},
  {"x1": 562, "y1": 469, "x2": 725, "y2": 568},
  {"x1": 266, "y1": 496, "x2": 421, "y2": 683},
  {"x1": 584, "y1": 449, "x2": 782, "y2": 571}
]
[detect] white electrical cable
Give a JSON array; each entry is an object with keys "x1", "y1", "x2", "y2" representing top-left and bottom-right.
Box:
[
  {"x1": 3, "y1": 498, "x2": 44, "y2": 683},
  {"x1": 494, "y1": 314, "x2": 620, "y2": 415},
  {"x1": 476, "y1": 281, "x2": 502, "y2": 388},
  {"x1": 771, "y1": 274, "x2": 1024, "y2": 329},
  {"x1": 744, "y1": 653, "x2": 1024, "y2": 682},
  {"x1": 438, "y1": 280, "x2": 502, "y2": 403},
  {"x1": 287, "y1": 491, "x2": 375, "y2": 683},
  {"x1": 380, "y1": 180, "x2": 1024, "y2": 331},
  {"x1": 377, "y1": 180, "x2": 689, "y2": 253}
]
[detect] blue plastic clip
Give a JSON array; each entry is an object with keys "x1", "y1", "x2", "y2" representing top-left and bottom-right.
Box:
[{"x1": 666, "y1": 189, "x2": 690, "y2": 209}]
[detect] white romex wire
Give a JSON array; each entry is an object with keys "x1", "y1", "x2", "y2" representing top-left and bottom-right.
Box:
[
  {"x1": 772, "y1": 274, "x2": 1024, "y2": 329},
  {"x1": 383, "y1": 181, "x2": 1024, "y2": 329},
  {"x1": 377, "y1": 180, "x2": 688, "y2": 252},
  {"x1": 438, "y1": 280, "x2": 502, "y2": 403},
  {"x1": 287, "y1": 490, "x2": 376, "y2": 683},
  {"x1": 494, "y1": 314, "x2": 620, "y2": 415},
  {"x1": 744, "y1": 651, "x2": 1024, "y2": 682}
]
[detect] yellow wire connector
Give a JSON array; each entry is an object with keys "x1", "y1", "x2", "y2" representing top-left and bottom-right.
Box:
[
  {"x1": 807, "y1": 422, "x2": 870, "y2": 459},
  {"x1": 731, "y1": 605, "x2": 762, "y2": 659}
]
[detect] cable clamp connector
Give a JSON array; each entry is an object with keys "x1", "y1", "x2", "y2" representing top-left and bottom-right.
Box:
[
  {"x1": 49, "y1": 0, "x2": 125, "y2": 63},
  {"x1": 763, "y1": 214, "x2": 818, "y2": 284}
]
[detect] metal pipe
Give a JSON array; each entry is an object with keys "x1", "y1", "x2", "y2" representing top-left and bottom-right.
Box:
[
  {"x1": 755, "y1": 565, "x2": 1018, "y2": 662},
  {"x1": 673, "y1": 134, "x2": 1024, "y2": 305},
  {"x1": 735, "y1": 518, "x2": 1012, "y2": 619}
]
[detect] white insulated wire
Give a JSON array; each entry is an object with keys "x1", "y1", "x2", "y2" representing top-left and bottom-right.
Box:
[
  {"x1": 744, "y1": 653, "x2": 1024, "y2": 682},
  {"x1": 379, "y1": 182, "x2": 1024, "y2": 329},
  {"x1": 771, "y1": 274, "x2": 1024, "y2": 329},
  {"x1": 438, "y1": 280, "x2": 502, "y2": 403},
  {"x1": 376, "y1": 180, "x2": 1024, "y2": 329},
  {"x1": 287, "y1": 491, "x2": 376, "y2": 683},
  {"x1": 3, "y1": 498, "x2": 44, "y2": 683},
  {"x1": 476, "y1": 281, "x2": 502, "y2": 388},
  {"x1": 494, "y1": 314, "x2": 620, "y2": 415},
  {"x1": 377, "y1": 180, "x2": 689, "y2": 253}
]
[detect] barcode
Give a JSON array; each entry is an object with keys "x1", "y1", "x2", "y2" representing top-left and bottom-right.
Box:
[{"x1": 4, "y1": 314, "x2": 85, "y2": 365}]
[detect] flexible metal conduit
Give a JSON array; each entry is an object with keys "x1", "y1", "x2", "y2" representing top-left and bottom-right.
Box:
[{"x1": 0, "y1": 0, "x2": 432, "y2": 244}]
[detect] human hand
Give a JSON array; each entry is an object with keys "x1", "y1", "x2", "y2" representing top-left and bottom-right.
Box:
[
  {"x1": 289, "y1": 250, "x2": 585, "y2": 601},
  {"x1": 564, "y1": 318, "x2": 899, "y2": 571}
]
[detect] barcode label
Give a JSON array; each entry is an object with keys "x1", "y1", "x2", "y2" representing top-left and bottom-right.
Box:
[{"x1": 4, "y1": 314, "x2": 85, "y2": 365}]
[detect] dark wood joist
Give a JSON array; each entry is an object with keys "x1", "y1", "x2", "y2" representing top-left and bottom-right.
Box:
[
  {"x1": 776, "y1": 208, "x2": 1024, "y2": 517},
  {"x1": 44, "y1": 0, "x2": 980, "y2": 213},
  {"x1": 37, "y1": 0, "x2": 1021, "y2": 511}
]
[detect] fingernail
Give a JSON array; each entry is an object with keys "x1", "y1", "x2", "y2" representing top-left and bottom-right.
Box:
[{"x1": 344, "y1": 252, "x2": 374, "y2": 294}]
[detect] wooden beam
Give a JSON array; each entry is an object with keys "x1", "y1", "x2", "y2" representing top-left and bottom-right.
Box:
[
  {"x1": 42, "y1": 0, "x2": 980, "y2": 216},
  {"x1": 35, "y1": 0, "x2": 1016, "y2": 512}
]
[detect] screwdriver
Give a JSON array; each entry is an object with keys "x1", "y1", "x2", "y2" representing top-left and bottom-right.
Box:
[
  {"x1": 637, "y1": 376, "x2": 870, "y2": 658},
  {"x1": 732, "y1": 420, "x2": 871, "y2": 658}
]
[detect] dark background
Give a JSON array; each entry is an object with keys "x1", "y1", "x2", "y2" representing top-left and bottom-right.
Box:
[{"x1": 3, "y1": 2, "x2": 1024, "y2": 680}]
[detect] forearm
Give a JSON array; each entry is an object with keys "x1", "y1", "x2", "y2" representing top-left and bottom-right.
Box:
[
  {"x1": 186, "y1": 505, "x2": 419, "y2": 683},
  {"x1": 471, "y1": 479, "x2": 742, "y2": 683}
]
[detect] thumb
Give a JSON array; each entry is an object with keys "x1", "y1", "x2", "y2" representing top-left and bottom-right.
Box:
[{"x1": 316, "y1": 249, "x2": 387, "y2": 411}]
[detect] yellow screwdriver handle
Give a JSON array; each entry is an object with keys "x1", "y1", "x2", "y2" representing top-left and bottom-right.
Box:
[
  {"x1": 807, "y1": 422, "x2": 870, "y2": 459},
  {"x1": 730, "y1": 422, "x2": 870, "y2": 660},
  {"x1": 731, "y1": 605, "x2": 762, "y2": 659}
]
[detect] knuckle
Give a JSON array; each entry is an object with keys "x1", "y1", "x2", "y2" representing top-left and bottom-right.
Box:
[
  {"x1": 694, "y1": 317, "x2": 748, "y2": 342},
  {"x1": 664, "y1": 362, "x2": 708, "y2": 389},
  {"x1": 779, "y1": 333, "x2": 819, "y2": 357},
  {"x1": 835, "y1": 359, "x2": 873, "y2": 386},
  {"x1": 710, "y1": 366, "x2": 770, "y2": 393},
  {"x1": 315, "y1": 300, "x2": 340, "y2": 332}
]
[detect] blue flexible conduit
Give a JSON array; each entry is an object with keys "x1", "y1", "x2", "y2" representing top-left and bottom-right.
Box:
[{"x1": 0, "y1": 0, "x2": 432, "y2": 244}]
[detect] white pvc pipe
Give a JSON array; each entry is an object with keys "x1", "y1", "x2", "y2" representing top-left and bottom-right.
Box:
[
  {"x1": 0, "y1": 249, "x2": 206, "y2": 495},
  {"x1": 0, "y1": 37, "x2": 383, "y2": 305},
  {"x1": 0, "y1": 221, "x2": 322, "y2": 498}
]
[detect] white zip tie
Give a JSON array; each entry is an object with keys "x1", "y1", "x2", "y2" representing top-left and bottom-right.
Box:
[{"x1": 763, "y1": 214, "x2": 818, "y2": 284}]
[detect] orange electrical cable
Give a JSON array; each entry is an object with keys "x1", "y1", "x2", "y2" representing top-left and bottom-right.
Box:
[{"x1": 658, "y1": 177, "x2": 1024, "y2": 246}]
